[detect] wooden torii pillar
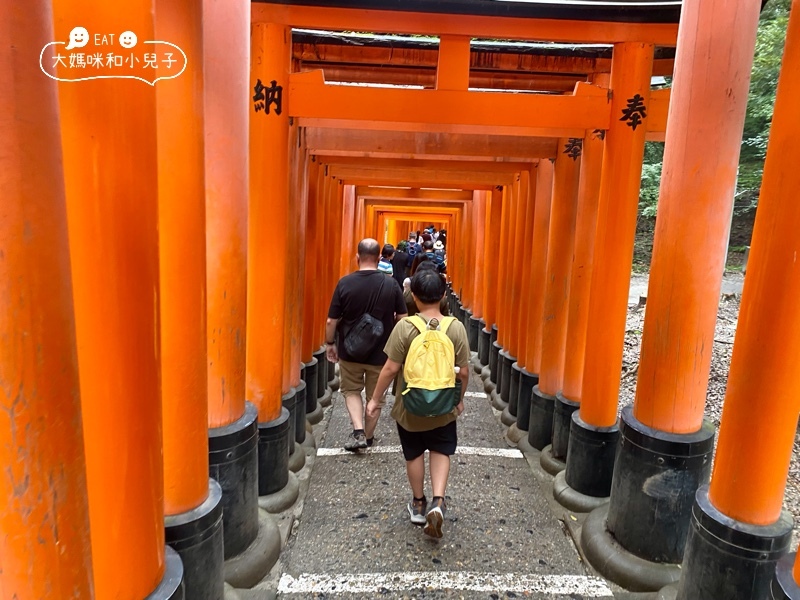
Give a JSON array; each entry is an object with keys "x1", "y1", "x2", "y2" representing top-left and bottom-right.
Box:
[
  {"x1": 1, "y1": 4, "x2": 94, "y2": 595},
  {"x1": 248, "y1": 22, "x2": 298, "y2": 516},
  {"x1": 696, "y1": 2, "x2": 800, "y2": 596},
  {"x1": 155, "y1": 1, "x2": 226, "y2": 596},
  {"x1": 204, "y1": 0, "x2": 279, "y2": 585},
  {"x1": 580, "y1": 0, "x2": 765, "y2": 592},
  {"x1": 52, "y1": 0, "x2": 184, "y2": 596}
]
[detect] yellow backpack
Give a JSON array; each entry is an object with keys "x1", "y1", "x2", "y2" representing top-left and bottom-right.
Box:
[{"x1": 402, "y1": 315, "x2": 457, "y2": 417}]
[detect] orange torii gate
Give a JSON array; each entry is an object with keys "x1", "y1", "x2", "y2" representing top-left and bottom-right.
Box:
[{"x1": 9, "y1": 0, "x2": 800, "y2": 597}]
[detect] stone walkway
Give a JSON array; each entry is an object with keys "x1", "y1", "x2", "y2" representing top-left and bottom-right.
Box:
[{"x1": 262, "y1": 373, "x2": 623, "y2": 599}]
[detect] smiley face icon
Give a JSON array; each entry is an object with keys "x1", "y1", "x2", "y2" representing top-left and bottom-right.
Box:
[
  {"x1": 119, "y1": 31, "x2": 138, "y2": 49},
  {"x1": 65, "y1": 26, "x2": 89, "y2": 50}
]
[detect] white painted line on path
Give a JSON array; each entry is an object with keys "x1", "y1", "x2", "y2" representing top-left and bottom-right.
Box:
[
  {"x1": 317, "y1": 445, "x2": 523, "y2": 458},
  {"x1": 278, "y1": 571, "x2": 614, "y2": 596},
  {"x1": 464, "y1": 391, "x2": 488, "y2": 398}
]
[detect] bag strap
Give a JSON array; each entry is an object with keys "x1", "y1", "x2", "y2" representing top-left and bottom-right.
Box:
[
  {"x1": 439, "y1": 316, "x2": 456, "y2": 334},
  {"x1": 407, "y1": 315, "x2": 428, "y2": 334},
  {"x1": 365, "y1": 272, "x2": 386, "y2": 315}
]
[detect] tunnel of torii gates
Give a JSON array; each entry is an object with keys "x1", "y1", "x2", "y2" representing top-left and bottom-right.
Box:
[{"x1": 4, "y1": 0, "x2": 800, "y2": 598}]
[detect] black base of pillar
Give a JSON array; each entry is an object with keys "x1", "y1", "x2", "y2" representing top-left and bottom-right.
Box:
[
  {"x1": 772, "y1": 553, "x2": 800, "y2": 599},
  {"x1": 607, "y1": 405, "x2": 715, "y2": 564},
  {"x1": 675, "y1": 485, "x2": 792, "y2": 600},
  {"x1": 313, "y1": 347, "x2": 326, "y2": 399},
  {"x1": 257, "y1": 407, "x2": 290, "y2": 496},
  {"x1": 582, "y1": 504, "x2": 682, "y2": 592},
  {"x1": 294, "y1": 381, "x2": 307, "y2": 445},
  {"x1": 478, "y1": 324, "x2": 490, "y2": 367},
  {"x1": 209, "y1": 402, "x2": 259, "y2": 560},
  {"x1": 564, "y1": 410, "x2": 619, "y2": 498},
  {"x1": 489, "y1": 340, "x2": 501, "y2": 384},
  {"x1": 449, "y1": 292, "x2": 458, "y2": 316},
  {"x1": 516, "y1": 369, "x2": 538, "y2": 432},
  {"x1": 552, "y1": 393, "x2": 580, "y2": 460},
  {"x1": 302, "y1": 357, "x2": 318, "y2": 424},
  {"x1": 281, "y1": 388, "x2": 297, "y2": 455},
  {"x1": 165, "y1": 479, "x2": 224, "y2": 600},
  {"x1": 499, "y1": 351, "x2": 514, "y2": 403},
  {"x1": 327, "y1": 355, "x2": 335, "y2": 384},
  {"x1": 468, "y1": 315, "x2": 480, "y2": 352},
  {"x1": 146, "y1": 546, "x2": 185, "y2": 599},
  {"x1": 508, "y1": 362, "x2": 522, "y2": 417},
  {"x1": 553, "y1": 471, "x2": 610, "y2": 513},
  {"x1": 528, "y1": 385, "x2": 556, "y2": 450}
]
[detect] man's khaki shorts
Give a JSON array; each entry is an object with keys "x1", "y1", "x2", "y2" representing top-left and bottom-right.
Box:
[{"x1": 339, "y1": 359, "x2": 383, "y2": 403}]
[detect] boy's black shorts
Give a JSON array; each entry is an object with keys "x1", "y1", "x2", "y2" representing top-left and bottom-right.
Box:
[{"x1": 397, "y1": 421, "x2": 458, "y2": 461}]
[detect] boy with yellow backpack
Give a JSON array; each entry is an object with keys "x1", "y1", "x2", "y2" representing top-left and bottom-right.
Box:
[{"x1": 367, "y1": 269, "x2": 470, "y2": 538}]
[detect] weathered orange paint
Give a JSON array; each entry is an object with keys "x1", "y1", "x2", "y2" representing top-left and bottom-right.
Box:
[
  {"x1": 205, "y1": 0, "x2": 249, "y2": 428},
  {"x1": 579, "y1": 43, "x2": 654, "y2": 428},
  {"x1": 482, "y1": 188, "x2": 504, "y2": 332},
  {"x1": 53, "y1": 0, "x2": 166, "y2": 593},
  {"x1": 156, "y1": 0, "x2": 209, "y2": 516},
  {"x1": 508, "y1": 171, "x2": 529, "y2": 359},
  {"x1": 525, "y1": 160, "x2": 554, "y2": 374},
  {"x1": 635, "y1": 0, "x2": 759, "y2": 433},
  {"x1": 436, "y1": 36, "x2": 471, "y2": 90},
  {"x1": 252, "y1": 3, "x2": 678, "y2": 46},
  {"x1": 252, "y1": 4, "x2": 679, "y2": 45},
  {"x1": 562, "y1": 130, "x2": 605, "y2": 402},
  {"x1": 290, "y1": 71, "x2": 609, "y2": 134},
  {"x1": 248, "y1": 22, "x2": 290, "y2": 423},
  {"x1": 1, "y1": 2, "x2": 94, "y2": 595},
  {"x1": 495, "y1": 186, "x2": 513, "y2": 348},
  {"x1": 471, "y1": 191, "x2": 488, "y2": 320},
  {"x1": 706, "y1": 0, "x2": 800, "y2": 525},
  {"x1": 340, "y1": 183, "x2": 357, "y2": 276},
  {"x1": 302, "y1": 160, "x2": 321, "y2": 362},
  {"x1": 538, "y1": 143, "x2": 581, "y2": 396},
  {"x1": 517, "y1": 165, "x2": 538, "y2": 370},
  {"x1": 284, "y1": 125, "x2": 306, "y2": 391}
]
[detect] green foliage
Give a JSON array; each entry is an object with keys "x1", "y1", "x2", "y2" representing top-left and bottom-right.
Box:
[
  {"x1": 737, "y1": 0, "x2": 791, "y2": 213},
  {"x1": 638, "y1": 0, "x2": 791, "y2": 217},
  {"x1": 639, "y1": 142, "x2": 664, "y2": 218}
]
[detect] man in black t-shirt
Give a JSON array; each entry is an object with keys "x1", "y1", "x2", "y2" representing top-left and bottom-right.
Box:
[{"x1": 326, "y1": 238, "x2": 407, "y2": 451}]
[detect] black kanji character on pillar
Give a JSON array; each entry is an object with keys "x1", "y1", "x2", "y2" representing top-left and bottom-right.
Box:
[
  {"x1": 620, "y1": 94, "x2": 647, "y2": 130},
  {"x1": 563, "y1": 138, "x2": 583, "y2": 160},
  {"x1": 253, "y1": 79, "x2": 283, "y2": 115},
  {"x1": 592, "y1": 128, "x2": 607, "y2": 141}
]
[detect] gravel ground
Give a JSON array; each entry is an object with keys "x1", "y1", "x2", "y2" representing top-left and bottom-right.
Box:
[{"x1": 618, "y1": 280, "x2": 800, "y2": 545}]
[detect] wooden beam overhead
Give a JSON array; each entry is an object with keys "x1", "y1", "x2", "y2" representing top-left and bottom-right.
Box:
[
  {"x1": 292, "y1": 42, "x2": 676, "y2": 78},
  {"x1": 288, "y1": 72, "x2": 609, "y2": 134},
  {"x1": 330, "y1": 165, "x2": 513, "y2": 188},
  {"x1": 320, "y1": 156, "x2": 531, "y2": 172},
  {"x1": 296, "y1": 65, "x2": 584, "y2": 93},
  {"x1": 252, "y1": 5, "x2": 680, "y2": 45},
  {"x1": 356, "y1": 187, "x2": 475, "y2": 201},
  {"x1": 307, "y1": 129, "x2": 560, "y2": 160}
]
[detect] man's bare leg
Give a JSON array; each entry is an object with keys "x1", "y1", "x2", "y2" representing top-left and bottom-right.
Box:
[{"x1": 344, "y1": 392, "x2": 364, "y2": 430}]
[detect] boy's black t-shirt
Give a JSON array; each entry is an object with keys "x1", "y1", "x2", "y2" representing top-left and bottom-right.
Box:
[{"x1": 328, "y1": 269, "x2": 407, "y2": 365}]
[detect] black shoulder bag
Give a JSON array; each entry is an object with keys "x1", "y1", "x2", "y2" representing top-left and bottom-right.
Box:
[{"x1": 343, "y1": 274, "x2": 387, "y2": 362}]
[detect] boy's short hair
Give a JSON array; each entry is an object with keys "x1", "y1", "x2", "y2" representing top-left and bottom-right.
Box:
[
  {"x1": 381, "y1": 243, "x2": 395, "y2": 259},
  {"x1": 410, "y1": 269, "x2": 446, "y2": 304}
]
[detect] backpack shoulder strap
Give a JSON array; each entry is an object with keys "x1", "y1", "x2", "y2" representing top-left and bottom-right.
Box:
[
  {"x1": 407, "y1": 315, "x2": 428, "y2": 334},
  {"x1": 439, "y1": 316, "x2": 457, "y2": 334}
]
